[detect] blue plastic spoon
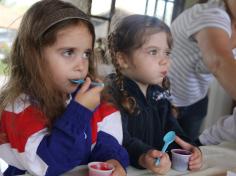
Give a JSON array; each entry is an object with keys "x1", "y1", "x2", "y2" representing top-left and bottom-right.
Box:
[
  {"x1": 155, "y1": 131, "x2": 176, "y2": 165},
  {"x1": 71, "y1": 79, "x2": 104, "y2": 87}
]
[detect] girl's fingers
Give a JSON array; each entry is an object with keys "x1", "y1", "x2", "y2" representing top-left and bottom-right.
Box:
[
  {"x1": 175, "y1": 136, "x2": 203, "y2": 171},
  {"x1": 78, "y1": 77, "x2": 91, "y2": 93},
  {"x1": 175, "y1": 136, "x2": 192, "y2": 150},
  {"x1": 89, "y1": 83, "x2": 104, "y2": 93},
  {"x1": 111, "y1": 171, "x2": 119, "y2": 176},
  {"x1": 78, "y1": 77, "x2": 104, "y2": 94},
  {"x1": 189, "y1": 152, "x2": 201, "y2": 163},
  {"x1": 148, "y1": 149, "x2": 163, "y2": 158},
  {"x1": 189, "y1": 148, "x2": 202, "y2": 170},
  {"x1": 190, "y1": 148, "x2": 201, "y2": 161},
  {"x1": 189, "y1": 162, "x2": 202, "y2": 171}
]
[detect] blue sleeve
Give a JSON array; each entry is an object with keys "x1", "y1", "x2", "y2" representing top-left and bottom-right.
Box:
[
  {"x1": 37, "y1": 100, "x2": 93, "y2": 176},
  {"x1": 3, "y1": 166, "x2": 26, "y2": 176},
  {"x1": 89, "y1": 131, "x2": 129, "y2": 169}
]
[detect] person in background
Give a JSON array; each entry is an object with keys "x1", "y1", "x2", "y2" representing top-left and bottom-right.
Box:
[
  {"x1": 195, "y1": 107, "x2": 236, "y2": 145},
  {"x1": 0, "y1": 0, "x2": 128, "y2": 175},
  {"x1": 168, "y1": 0, "x2": 236, "y2": 140},
  {"x1": 106, "y1": 14, "x2": 202, "y2": 175}
]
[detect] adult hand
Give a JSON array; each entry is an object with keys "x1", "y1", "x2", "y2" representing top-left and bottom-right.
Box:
[
  {"x1": 175, "y1": 136, "x2": 203, "y2": 170},
  {"x1": 74, "y1": 77, "x2": 104, "y2": 111}
]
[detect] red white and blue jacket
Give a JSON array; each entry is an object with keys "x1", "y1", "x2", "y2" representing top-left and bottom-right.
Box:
[{"x1": 0, "y1": 94, "x2": 129, "y2": 175}]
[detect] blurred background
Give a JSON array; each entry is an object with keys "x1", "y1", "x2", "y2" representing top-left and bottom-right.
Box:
[{"x1": 0, "y1": 0, "x2": 198, "y2": 70}]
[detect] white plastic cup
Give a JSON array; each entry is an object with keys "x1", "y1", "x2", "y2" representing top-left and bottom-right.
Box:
[
  {"x1": 88, "y1": 162, "x2": 114, "y2": 176},
  {"x1": 171, "y1": 149, "x2": 192, "y2": 171}
]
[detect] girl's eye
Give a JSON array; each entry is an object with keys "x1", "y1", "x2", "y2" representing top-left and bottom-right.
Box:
[
  {"x1": 63, "y1": 49, "x2": 74, "y2": 57},
  {"x1": 166, "y1": 51, "x2": 171, "y2": 56},
  {"x1": 148, "y1": 49, "x2": 157, "y2": 55},
  {"x1": 82, "y1": 51, "x2": 92, "y2": 60}
]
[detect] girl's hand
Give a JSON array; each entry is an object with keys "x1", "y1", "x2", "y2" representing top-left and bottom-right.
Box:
[
  {"x1": 175, "y1": 136, "x2": 203, "y2": 170},
  {"x1": 139, "y1": 149, "x2": 171, "y2": 175},
  {"x1": 74, "y1": 77, "x2": 104, "y2": 111},
  {"x1": 106, "y1": 159, "x2": 126, "y2": 176}
]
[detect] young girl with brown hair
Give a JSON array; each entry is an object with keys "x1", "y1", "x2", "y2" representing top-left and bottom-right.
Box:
[
  {"x1": 0, "y1": 0, "x2": 128, "y2": 175},
  {"x1": 106, "y1": 14, "x2": 202, "y2": 175}
]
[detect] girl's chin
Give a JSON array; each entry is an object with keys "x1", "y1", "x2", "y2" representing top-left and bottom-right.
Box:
[
  {"x1": 66, "y1": 86, "x2": 78, "y2": 94},
  {"x1": 152, "y1": 79, "x2": 163, "y2": 85}
]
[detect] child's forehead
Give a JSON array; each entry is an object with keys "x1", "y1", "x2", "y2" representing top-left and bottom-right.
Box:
[
  {"x1": 142, "y1": 32, "x2": 168, "y2": 44},
  {"x1": 56, "y1": 22, "x2": 90, "y2": 35},
  {"x1": 50, "y1": 24, "x2": 93, "y2": 50}
]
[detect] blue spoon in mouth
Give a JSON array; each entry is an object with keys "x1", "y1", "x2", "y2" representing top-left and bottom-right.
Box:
[
  {"x1": 155, "y1": 131, "x2": 176, "y2": 165},
  {"x1": 70, "y1": 79, "x2": 104, "y2": 87}
]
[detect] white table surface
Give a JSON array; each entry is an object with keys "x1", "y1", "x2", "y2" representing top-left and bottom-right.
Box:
[
  {"x1": 8, "y1": 142, "x2": 236, "y2": 176},
  {"x1": 63, "y1": 142, "x2": 236, "y2": 176}
]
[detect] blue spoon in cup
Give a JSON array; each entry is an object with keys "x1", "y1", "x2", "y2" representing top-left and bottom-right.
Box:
[{"x1": 155, "y1": 131, "x2": 176, "y2": 165}]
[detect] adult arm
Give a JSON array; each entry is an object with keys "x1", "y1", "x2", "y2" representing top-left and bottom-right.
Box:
[{"x1": 195, "y1": 27, "x2": 236, "y2": 99}]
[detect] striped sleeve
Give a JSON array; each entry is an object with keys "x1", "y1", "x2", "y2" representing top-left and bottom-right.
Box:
[
  {"x1": 91, "y1": 103, "x2": 123, "y2": 145},
  {"x1": 90, "y1": 103, "x2": 129, "y2": 169},
  {"x1": 0, "y1": 95, "x2": 94, "y2": 176},
  {"x1": 168, "y1": 1, "x2": 232, "y2": 107},
  {"x1": 186, "y1": 4, "x2": 231, "y2": 38},
  {"x1": 0, "y1": 105, "x2": 49, "y2": 175}
]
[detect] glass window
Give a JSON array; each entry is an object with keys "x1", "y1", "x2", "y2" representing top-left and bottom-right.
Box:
[
  {"x1": 115, "y1": 0, "x2": 175, "y2": 26},
  {"x1": 146, "y1": 0, "x2": 157, "y2": 16},
  {"x1": 91, "y1": 0, "x2": 112, "y2": 17},
  {"x1": 90, "y1": 0, "x2": 175, "y2": 38},
  {"x1": 116, "y1": 0, "x2": 146, "y2": 14},
  {"x1": 91, "y1": 17, "x2": 109, "y2": 39},
  {"x1": 155, "y1": 0, "x2": 174, "y2": 25}
]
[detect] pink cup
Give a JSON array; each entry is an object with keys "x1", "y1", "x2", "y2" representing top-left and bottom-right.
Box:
[
  {"x1": 171, "y1": 149, "x2": 192, "y2": 171},
  {"x1": 88, "y1": 162, "x2": 114, "y2": 176}
]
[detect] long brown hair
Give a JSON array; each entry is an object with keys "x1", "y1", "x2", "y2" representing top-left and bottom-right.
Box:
[
  {"x1": 0, "y1": 0, "x2": 96, "y2": 128},
  {"x1": 107, "y1": 14, "x2": 172, "y2": 115}
]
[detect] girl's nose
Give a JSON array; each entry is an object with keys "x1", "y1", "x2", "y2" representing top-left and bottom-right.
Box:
[
  {"x1": 74, "y1": 54, "x2": 89, "y2": 71},
  {"x1": 159, "y1": 56, "x2": 170, "y2": 65}
]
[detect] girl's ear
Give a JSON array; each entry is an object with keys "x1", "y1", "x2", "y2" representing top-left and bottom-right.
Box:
[{"x1": 116, "y1": 52, "x2": 129, "y2": 69}]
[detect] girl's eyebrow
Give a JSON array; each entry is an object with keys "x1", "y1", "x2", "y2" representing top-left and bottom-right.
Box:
[
  {"x1": 85, "y1": 48, "x2": 92, "y2": 52},
  {"x1": 57, "y1": 47, "x2": 75, "y2": 51},
  {"x1": 143, "y1": 46, "x2": 170, "y2": 51},
  {"x1": 56, "y1": 47, "x2": 92, "y2": 52}
]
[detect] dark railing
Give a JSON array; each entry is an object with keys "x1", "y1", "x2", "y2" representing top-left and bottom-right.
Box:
[{"x1": 90, "y1": 0, "x2": 185, "y2": 34}]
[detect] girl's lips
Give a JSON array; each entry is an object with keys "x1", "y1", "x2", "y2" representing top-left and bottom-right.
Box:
[
  {"x1": 70, "y1": 79, "x2": 82, "y2": 83},
  {"x1": 161, "y1": 71, "x2": 167, "y2": 76}
]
